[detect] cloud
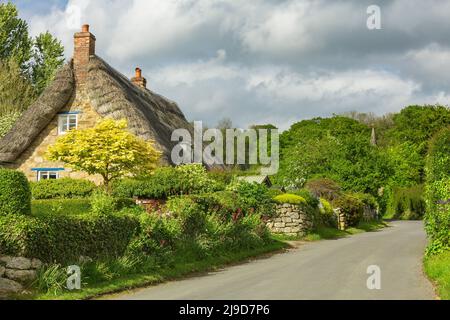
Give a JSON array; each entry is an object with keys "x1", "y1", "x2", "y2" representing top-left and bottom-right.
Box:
[{"x1": 16, "y1": 0, "x2": 450, "y2": 130}]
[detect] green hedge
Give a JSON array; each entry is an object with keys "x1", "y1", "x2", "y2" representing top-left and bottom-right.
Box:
[
  {"x1": 32, "y1": 199, "x2": 92, "y2": 217},
  {"x1": 0, "y1": 212, "x2": 140, "y2": 263},
  {"x1": 31, "y1": 178, "x2": 96, "y2": 199},
  {"x1": 425, "y1": 127, "x2": 450, "y2": 255},
  {"x1": 273, "y1": 194, "x2": 306, "y2": 205},
  {"x1": 0, "y1": 169, "x2": 31, "y2": 216},
  {"x1": 112, "y1": 165, "x2": 222, "y2": 199}
]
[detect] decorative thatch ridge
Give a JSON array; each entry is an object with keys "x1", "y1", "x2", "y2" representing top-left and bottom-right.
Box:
[
  {"x1": 0, "y1": 56, "x2": 192, "y2": 164},
  {"x1": 86, "y1": 56, "x2": 191, "y2": 160},
  {"x1": 0, "y1": 64, "x2": 74, "y2": 163}
]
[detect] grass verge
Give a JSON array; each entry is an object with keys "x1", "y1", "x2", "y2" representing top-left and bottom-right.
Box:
[
  {"x1": 29, "y1": 240, "x2": 287, "y2": 300},
  {"x1": 424, "y1": 250, "x2": 450, "y2": 300}
]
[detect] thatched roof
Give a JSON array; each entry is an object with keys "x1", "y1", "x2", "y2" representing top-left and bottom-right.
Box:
[
  {"x1": 0, "y1": 64, "x2": 74, "y2": 163},
  {"x1": 0, "y1": 56, "x2": 192, "y2": 163}
]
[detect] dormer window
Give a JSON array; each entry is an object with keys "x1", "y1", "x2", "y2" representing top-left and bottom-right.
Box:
[{"x1": 58, "y1": 112, "x2": 79, "y2": 135}]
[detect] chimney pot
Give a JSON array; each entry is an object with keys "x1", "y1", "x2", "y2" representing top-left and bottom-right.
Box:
[
  {"x1": 82, "y1": 24, "x2": 90, "y2": 32},
  {"x1": 135, "y1": 68, "x2": 142, "y2": 78}
]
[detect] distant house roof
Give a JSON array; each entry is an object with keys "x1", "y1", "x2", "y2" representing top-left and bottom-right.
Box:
[{"x1": 237, "y1": 175, "x2": 272, "y2": 187}]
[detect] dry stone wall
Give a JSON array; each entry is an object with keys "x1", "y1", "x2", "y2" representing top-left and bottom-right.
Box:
[
  {"x1": 0, "y1": 255, "x2": 42, "y2": 298},
  {"x1": 266, "y1": 204, "x2": 314, "y2": 236}
]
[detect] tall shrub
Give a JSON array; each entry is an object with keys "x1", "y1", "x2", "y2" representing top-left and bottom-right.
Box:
[
  {"x1": 0, "y1": 169, "x2": 31, "y2": 216},
  {"x1": 425, "y1": 127, "x2": 450, "y2": 255}
]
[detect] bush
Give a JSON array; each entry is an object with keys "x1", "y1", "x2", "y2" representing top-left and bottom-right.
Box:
[
  {"x1": 227, "y1": 181, "x2": 275, "y2": 216},
  {"x1": 273, "y1": 194, "x2": 306, "y2": 205},
  {"x1": 0, "y1": 169, "x2": 31, "y2": 216},
  {"x1": 425, "y1": 127, "x2": 450, "y2": 255},
  {"x1": 0, "y1": 212, "x2": 140, "y2": 263},
  {"x1": 291, "y1": 189, "x2": 320, "y2": 208},
  {"x1": 385, "y1": 185, "x2": 425, "y2": 220},
  {"x1": 112, "y1": 165, "x2": 221, "y2": 199},
  {"x1": 31, "y1": 178, "x2": 96, "y2": 200},
  {"x1": 319, "y1": 198, "x2": 335, "y2": 226},
  {"x1": 305, "y1": 178, "x2": 342, "y2": 201},
  {"x1": 332, "y1": 193, "x2": 364, "y2": 227}
]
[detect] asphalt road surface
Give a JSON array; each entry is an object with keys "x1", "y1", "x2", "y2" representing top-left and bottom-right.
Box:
[{"x1": 107, "y1": 221, "x2": 436, "y2": 300}]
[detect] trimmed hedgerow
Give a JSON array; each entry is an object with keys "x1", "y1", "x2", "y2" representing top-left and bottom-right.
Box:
[
  {"x1": 0, "y1": 212, "x2": 140, "y2": 263},
  {"x1": 425, "y1": 127, "x2": 450, "y2": 255},
  {"x1": 32, "y1": 199, "x2": 92, "y2": 217},
  {"x1": 112, "y1": 165, "x2": 222, "y2": 199},
  {"x1": 0, "y1": 169, "x2": 31, "y2": 216},
  {"x1": 31, "y1": 178, "x2": 96, "y2": 200}
]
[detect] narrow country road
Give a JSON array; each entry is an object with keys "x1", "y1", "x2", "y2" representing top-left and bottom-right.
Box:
[{"x1": 107, "y1": 221, "x2": 436, "y2": 300}]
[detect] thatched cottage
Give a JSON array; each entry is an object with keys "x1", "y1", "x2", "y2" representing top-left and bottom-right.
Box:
[{"x1": 0, "y1": 25, "x2": 191, "y2": 183}]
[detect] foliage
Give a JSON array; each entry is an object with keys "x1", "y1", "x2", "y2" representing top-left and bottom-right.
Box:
[
  {"x1": 47, "y1": 119, "x2": 161, "y2": 189},
  {"x1": 0, "y1": 211, "x2": 140, "y2": 263},
  {"x1": 31, "y1": 178, "x2": 96, "y2": 199},
  {"x1": 273, "y1": 194, "x2": 306, "y2": 205},
  {"x1": 424, "y1": 250, "x2": 450, "y2": 300},
  {"x1": 31, "y1": 31, "x2": 65, "y2": 95},
  {"x1": 112, "y1": 165, "x2": 221, "y2": 199},
  {"x1": 424, "y1": 127, "x2": 450, "y2": 255},
  {"x1": 275, "y1": 116, "x2": 391, "y2": 195},
  {"x1": 32, "y1": 199, "x2": 92, "y2": 217},
  {"x1": 0, "y1": 59, "x2": 36, "y2": 117},
  {"x1": 385, "y1": 185, "x2": 425, "y2": 220},
  {"x1": 0, "y1": 3, "x2": 64, "y2": 87},
  {"x1": 227, "y1": 181, "x2": 275, "y2": 216},
  {"x1": 0, "y1": 110, "x2": 20, "y2": 138},
  {"x1": 0, "y1": 2, "x2": 32, "y2": 72},
  {"x1": 319, "y1": 198, "x2": 335, "y2": 226},
  {"x1": 305, "y1": 178, "x2": 342, "y2": 201},
  {"x1": 33, "y1": 264, "x2": 67, "y2": 296},
  {"x1": 0, "y1": 169, "x2": 31, "y2": 216},
  {"x1": 332, "y1": 193, "x2": 364, "y2": 227},
  {"x1": 291, "y1": 189, "x2": 320, "y2": 208}
]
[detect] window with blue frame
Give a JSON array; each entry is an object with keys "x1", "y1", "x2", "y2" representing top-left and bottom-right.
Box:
[
  {"x1": 32, "y1": 168, "x2": 65, "y2": 181},
  {"x1": 58, "y1": 112, "x2": 80, "y2": 135}
]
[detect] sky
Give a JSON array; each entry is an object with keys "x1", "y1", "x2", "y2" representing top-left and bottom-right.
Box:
[{"x1": 9, "y1": 0, "x2": 450, "y2": 130}]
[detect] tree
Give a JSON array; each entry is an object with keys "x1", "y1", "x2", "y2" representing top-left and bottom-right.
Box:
[
  {"x1": 47, "y1": 119, "x2": 161, "y2": 190},
  {"x1": 32, "y1": 31, "x2": 65, "y2": 95},
  {"x1": 0, "y1": 2, "x2": 32, "y2": 73},
  {"x1": 0, "y1": 59, "x2": 36, "y2": 116}
]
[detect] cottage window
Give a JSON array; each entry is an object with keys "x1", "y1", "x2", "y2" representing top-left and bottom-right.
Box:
[
  {"x1": 58, "y1": 114, "x2": 78, "y2": 134},
  {"x1": 37, "y1": 171, "x2": 60, "y2": 181}
]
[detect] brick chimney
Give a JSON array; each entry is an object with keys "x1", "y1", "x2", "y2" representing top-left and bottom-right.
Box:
[
  {"x1": 131, "y1": 67, "x2": 147, "y2": 88},
  {"x1": 73, "y1": 24, "x2": 96, "y2": 86}
]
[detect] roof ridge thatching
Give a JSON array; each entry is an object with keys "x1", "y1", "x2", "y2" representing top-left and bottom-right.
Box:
[
  {"x1": 86, "y1": 56, "x2": 192, "y2": 161},
  {"x1": 0, "y1": 63, "x2": 74, "y2": 163}
]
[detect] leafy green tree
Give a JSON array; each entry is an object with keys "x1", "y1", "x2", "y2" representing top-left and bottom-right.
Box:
[
  {"x1": 0, "y1": 59, "x2": 36, "y2": 116},
  {"x1": 0, "y1": 2, "x2": 32, "y2": 73},
  {"x1": 47, "y1": 119, "x2": 161, "y2": 190},
  {"x1": 32, "y1": 31, "x2": 65, "y2": 95}
]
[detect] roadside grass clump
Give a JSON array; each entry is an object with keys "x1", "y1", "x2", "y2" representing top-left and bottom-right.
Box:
[
  {"x1": 33, "y1": 264, "x2": 67, "y2": 296},
  {"x1": 424, "y1": 250, "x2": 450, "y2": 300}
]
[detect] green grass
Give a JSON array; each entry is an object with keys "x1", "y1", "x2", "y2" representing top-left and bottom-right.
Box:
[
  {"x1": 304, "y1": 220, "x2": 388, "y2": 241},
  {"x1": 28, "y1": 240, "x2": 287, "y2": 300},
  {"x1": 424, "y1": 250, "x2": 450, "y2": 300}
]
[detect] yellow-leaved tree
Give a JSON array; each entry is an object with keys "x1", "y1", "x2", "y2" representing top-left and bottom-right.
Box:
[{"x1": 47, "y1": 118, "x2": 161, "y2": 190}]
